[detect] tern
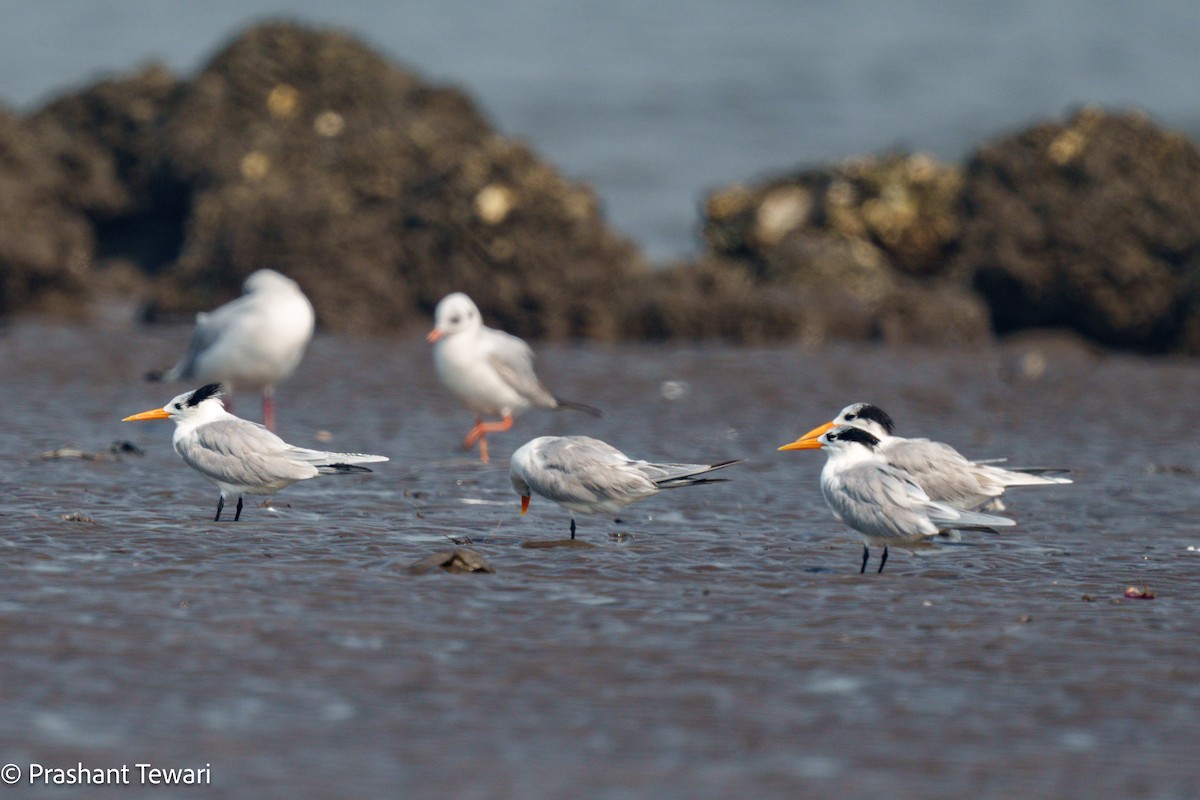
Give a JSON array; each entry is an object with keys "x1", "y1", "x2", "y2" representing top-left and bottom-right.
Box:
[
  {"x1": 779, "y1": 425, "x2": 1016, "y2": 573},
  {"x1": 151, "y1": 270, "x2": 315, "y2": 431},
  {"x1": 123, "y1": 384, "x2": 387, "y2": 521},
  {"x1": 510, "y1": 435, "x2": 740, "y2": 539},
  {"x1": 427, "y1": 292, "x2": 601, "y2": 463},
  {"x1": 795, "y1": 403, "x2": 1071, "y2": 511}
]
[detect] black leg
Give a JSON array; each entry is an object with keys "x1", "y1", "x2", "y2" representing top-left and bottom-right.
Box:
[
  {"x1": 215, "y1": 496, "x2": 224, "y2": 522},
  {"x1": 860, "y1": 544, "x2": 869, "y2": 574},
  {"x1": 570, "y1": 518, "x2": 576, "y2": 540},
  {"x1": 234, "y1": 496, "x2": 244, "y2": 522},
  {"x1": 877, "y1": 547, "x2": 889, "y2": 574}
]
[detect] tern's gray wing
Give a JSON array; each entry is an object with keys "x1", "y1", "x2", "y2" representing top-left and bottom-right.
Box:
[
  {"x1": 635, "y1": 459, "x2": 741, "y2": 488},
  {"x1": 485, "y1": 328, "x2": 558, "y2": 408},
  {"x1": 179, "y1": 420, "x2": 317, "y2": 489},
  {"x1": 828, "y1": 463, "x2": 941, "y2": 542},
  {"x1": 884, "y1": 438, "x2": 1004, "y2": 509},
  {"x1": 529, "y1": 436, "x2": 658, "y2": 508},
  {"x1": 281, "y1": 446, "x2": 389, "y2": 467}
]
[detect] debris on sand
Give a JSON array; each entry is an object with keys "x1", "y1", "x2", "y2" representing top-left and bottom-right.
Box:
[
  {"x1": 39, "y1": 441, "x2": 145, "y2": 461},
  {"x1": 408, "y1": 548, "x2": 495, "y2": 575}
]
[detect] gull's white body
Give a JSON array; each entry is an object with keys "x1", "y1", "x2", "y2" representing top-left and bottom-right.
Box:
[
  {"x1": 428, "y1": 293, "x2": 599, "y2": 461},
  {"x1": 430, "y1": 293, "x2": 561, "y2": 418},
  {"x1": 161, "y1": 270, "x2": 315, "y2": 428},
  {"x1": 818, "y1": 403, "x2": 1072, "y2": 511},
  {"x1": 126, "y1": 385, "x2": 386, "y2": 519},
  {"x1": 510, "y1": 435, "x2": 738, "y2": 536}
]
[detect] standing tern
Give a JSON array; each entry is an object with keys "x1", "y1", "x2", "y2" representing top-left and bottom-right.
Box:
[
  {"x1": 123, "y1": 384, "x2": 387, "y2": 521},
  {"x1": 510, "y1": 435, "x2": 740, "y2": 539},
  {"x1": 779, "y1": 425, "x2": 1016, "y2": 573},
  {"x1": 428, "y1": 292, "x2": 601, "y2": 464},
  {"x1": 151, "y1": 270, "x2": 315, "y2": 431},
  {"x1": 795, "y1": 402, "x2": 1071, "y2": 511}
]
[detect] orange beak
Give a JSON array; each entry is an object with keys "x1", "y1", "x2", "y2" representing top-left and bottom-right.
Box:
[
  {"x1": 426, "y1": 328, "x2": 443, "y2": 344},
  {"x1": 520, "y1": 495, "x2": 531, "y2": 515},
  {"x1": 122, "y1": 407, "x2": 171, "y2": 422},
  {"x1": 797, "y1": 420, "x2": 835, "y2": 441},
  {"x1": 778, "y1": 436, "x2": 825, "y2": 451}
]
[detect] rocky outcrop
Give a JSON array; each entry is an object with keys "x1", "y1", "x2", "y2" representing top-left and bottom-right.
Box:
[
  {"x1": 143, "y1": 23, "x2": 644, "y2": 338},
  {"x1": 3, "y1": 23, "x2": 1200, "y2": 352},
  {"x1": 0, "y1": 107, "x2": 95, "y2": 316},
  {"x1": 679, "y1": 154, "x2": 991, "y2": 345},
  {"x1": 18, "y1": 22, "x2": 644, "y2": 339},
  {"x1": 28, "y1": 65, "x2": 188, "y2": 278},
  {"x1": 952, "y1": 108, "x2": 1200, "y2": 354}
]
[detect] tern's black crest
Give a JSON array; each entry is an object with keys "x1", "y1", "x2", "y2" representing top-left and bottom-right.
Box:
[
  {"x1": 846, "y1": 403, "x2": 895, "y2": 434},
  {"x1": 830, "y1": 427, "x2": 881, "y2": 449},
  {"x1": 187, "y1": 383, "x2": 224, "y2": 407}
]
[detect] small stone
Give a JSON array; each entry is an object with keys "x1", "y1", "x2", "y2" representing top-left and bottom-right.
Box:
[{"x1": 408, "y1": 548, "x2": 495, "y2": 575}]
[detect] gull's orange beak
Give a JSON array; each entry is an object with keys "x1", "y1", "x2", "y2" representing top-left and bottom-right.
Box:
[
  {"x1": 122, "y1": 407, "x2": 171, "y2": 422},
  {"x1": 797, "y1": 420, "x2": 835, "y2": 442},
  {"x1": 520, "y1": 495, "x2": 531, "y2": 515},
  {"x1": 426, "y1": 328, "x2": 443, "y2": 344},
  {"x1": 778, "y1": 436, "x2": 824, "y2": 451}
]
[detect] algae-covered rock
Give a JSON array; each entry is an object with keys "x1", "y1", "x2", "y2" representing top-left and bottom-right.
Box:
[
  {"x1": 146, "y1": 22, "x2": 644, "y2": 338},
  {"x1": 0, "y1": 107, "x2": 95, "y2": 316},
  {"x1": 952, "y1": 108, "x2": 1200, "y2": 353},
  {"x1": 691, "y1": 153, "x2": 987, "y2": 345}
]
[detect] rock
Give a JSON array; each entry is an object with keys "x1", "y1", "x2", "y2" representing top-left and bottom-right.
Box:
[
  {"x1": 687, "y1": 153, "x2": 989, "y2": 345},
  {"x1": 702, "y1": 153, "x2": 963, "y2": 280},
  {"x1": 408, "y1": 548, "x2": 495, "y2": 574},
  {"x1": 140, "y1": 22, "x2": 644, "y2": 337},
  {"x1": 952, "y1": 108, "x2": 1200, "y2": 353},
  {"x1": 28, "y1": 64, "x2": 188, "y2": 279},
  {"x1": 0, "y1": 106, "x2": 95, "y2": 316}
]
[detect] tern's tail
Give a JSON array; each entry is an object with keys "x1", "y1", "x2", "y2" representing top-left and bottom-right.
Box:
[
  {"x1": 290, "y1": 448, "x2": 389, "y2": 468},
  {"x1": 652, "y1": 459, "x2": 743, "y2": 489},
  {"x1": 928, "y1": 503, "x2": 1016, "y2": 531},
  {"x1": 998, "y1": 468, "x2": 1073, "y2": 487},
  {"x1": 554, "y1": 398, "x2": 603, "y2": 418}
]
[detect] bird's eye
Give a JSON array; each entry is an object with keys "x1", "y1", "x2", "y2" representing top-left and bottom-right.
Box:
[
  {"x1": 173, "y1": 403, "x2": 182, "y2": 410},
  {"x1": 845, "y1": 413, "x2": 856, "y2": 420},
  {"x1": 450, "y1": 315, "x2": 461, "y2": 325}
]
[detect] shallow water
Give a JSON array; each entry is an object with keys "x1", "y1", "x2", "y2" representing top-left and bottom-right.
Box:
[{"x1": 2, "y1": 314, "x2": 1199, "y2": 798}]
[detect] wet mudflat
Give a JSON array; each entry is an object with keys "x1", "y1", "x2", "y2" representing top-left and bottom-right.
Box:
[{"x1": 1, "y1": 313, "x2": 1198, "y2": 799}]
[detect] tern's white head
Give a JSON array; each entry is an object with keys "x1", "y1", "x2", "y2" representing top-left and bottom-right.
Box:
[
  {"x1": 427, "y1": 292, "x2": 482, "y2": 343},
  {"x1": 123, "y1": 383, "x2": 229, "y2": 426},
  {"x1": 778, "y1": 424, "x2": 886, "y2": 465},
  {"x1": 794, "y1": 402, "x2": 896, "y2": 443},
  {"x1": 509, "y1": 438, "x2": 539, "y2": 515}
]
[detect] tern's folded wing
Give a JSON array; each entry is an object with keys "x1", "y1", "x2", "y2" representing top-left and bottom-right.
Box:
[{"x1": 180, "y1": 420, "x2": 316, "y2": 487}]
